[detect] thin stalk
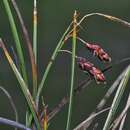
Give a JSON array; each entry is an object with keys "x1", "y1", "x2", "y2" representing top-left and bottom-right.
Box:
[
  {"x1": 58, "y1": 49, "x2": 81, "y2": 59},
  {"x1": 2, "y1": 0, "x2": 28, "y2": 84},
  {"x1": 0, "y1": 86, "x2": 18, "y2": 130},
  {"x1": 119, "y1": 114, "x2": 127, "y2": 130},
  {"x1": 78, "y1": 13, "x2": 130, "y2": 28},
  {"x1": 6, "y1": 0, "x2": 37, "y2": 127},
  {"x1": 66, "y1": 11, "x2": 77, "y2": 130},
  {"x1": 102, "y1": 65, "x2": 130, "y2": 130},
  {"x1": 0, "y1": 39, "x2": 42, "y2": 130},
  {"x1": 33, "y1": 0, "x2": 38, "y2": 63},
  {"x1": 0, "y1": 117, "x2": 31, "y2": 130},
  {"x1": 10, "y1": 0, "x2": 37, "y2": 99},
  {"x1": 73, "y1": 107, "x2": 110, "y2": 130},
  {"x1": 32, "y1": 0, "x2": 38, "y2": 100},
  {"x1": 36, "y1": 22, "x2": 72, "y2": 108}
]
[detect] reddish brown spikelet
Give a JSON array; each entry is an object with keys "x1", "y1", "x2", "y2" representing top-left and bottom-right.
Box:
[
  {"x1": 91, "y1": 67, "x2": 106, "y2": 83},
  {"x1": 78, "y1": 57, "x2": 94, "y2": 71},
  {"x1": 85, "y1": 43, "x2": 111, "y2": 62},
  {"x1": 78, "y1": 58, "x2": 106, "y2": 83}
]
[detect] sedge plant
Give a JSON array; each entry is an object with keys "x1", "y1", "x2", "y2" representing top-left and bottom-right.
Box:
[{"x1": 0, "y1": 1, "x2": 130, "y2": 130}]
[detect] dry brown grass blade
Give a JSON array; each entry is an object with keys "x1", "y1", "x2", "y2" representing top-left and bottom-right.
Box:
[
  {"x1": 0, "y1": 39, "x2": 42, "y2": 130},
  {"x1": 78, "y1": 13, "x2": 130, "y2": 28},
  {"x1": 73, "y1": 107, "x2": 110, "y2": 130},
  {"x1": 10, "y1": 0, "x2": 37, "y2": 97}
]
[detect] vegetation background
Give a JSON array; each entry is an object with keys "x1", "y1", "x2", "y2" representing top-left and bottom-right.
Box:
[{"x1": 0, "y1": 0, "x2": 130, "y2": 130}]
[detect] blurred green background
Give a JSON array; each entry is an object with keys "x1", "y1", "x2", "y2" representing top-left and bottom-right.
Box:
[{"x1": 0, "y1": 0, "x2": 130, "y2": 130}]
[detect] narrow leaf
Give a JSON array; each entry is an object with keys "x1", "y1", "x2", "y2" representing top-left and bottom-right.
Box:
[
  {"x1": 0, "y1": 39, "x2": 42, "y2": 130},
  {"x1": 2, "y1": 0, "x2": 28, "y2": 83},
  {"x1": 66, "y1": 11, "x2": 77, "y2": 130},
  {"x1": 103, "y1": 65, "x2": 130, "y2": 130}
]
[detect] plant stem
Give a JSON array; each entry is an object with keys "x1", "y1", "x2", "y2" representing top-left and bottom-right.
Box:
[
  {"x1": 33, "y1": 0, "x2": 38, "y2": 64},
  {"x1": 2, "y1": 0, "x2": 28, "y2": 84},
  {"x1": 36, "y1": 22, "x2": 72, "y2": 108},
  {"x1": 0, "y1": 86, "x2": 18, "y2": 130},
  {"x1": 66, "y1": 11, "x2": 77, "y2": 130},
  {"x1": 10, "y1": 0, "x2": 37, "y2": 99},
  {"x1": 32, "y1": 0, "x2": 38, "y2": 101},
  {"x1": 0, "y1": 117, "x2": 31, "y2": 130},
  {"x1": 0, "y1": 39, "x2": 42, "y2": 130},
  {"x1": 78, "y1": 13, "x2": 130, "y2": 27}
]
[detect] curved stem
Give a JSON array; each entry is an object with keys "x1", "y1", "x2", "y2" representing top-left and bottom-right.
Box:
[
  {"x1": 0, "y1": 117, "x2": 31, "y2": 130},
  {"x1": 3, "y1": 0, "x2": 28, "y2": 84},
  {"x1": 10, "y1": 0, "x2": 37, "y2": 99},
  {"x1": 0, "y1": 86, "x2": 18, "y2": 130},
  {"x1": 0, "y1": 39, "x2": 42, "y2": 130},
  {"x1": 78, "y1": 13, "x2": 130, "y2": 27},
  {"x1": 58, "y1": 49, "x2": 81, "y2": 59},
  {"x1": 36, "y1": 22, "x2": 72, "y2": 108}
]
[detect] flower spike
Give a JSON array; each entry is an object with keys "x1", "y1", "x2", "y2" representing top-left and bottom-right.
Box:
[
  {"x1": 86, "y1": 43, "x2": 111, "y2": 62},
  {"x1": 78, "y1": 57, "x2": 106, "y2": 84}
]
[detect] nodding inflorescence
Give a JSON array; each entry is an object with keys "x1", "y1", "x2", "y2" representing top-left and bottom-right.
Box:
[
  {"x1": 77, "y1": 57, "x2": 106, "y2": 84},
  {"x1": 85, "y1": 42, "x2": 111, "y2": 62},
  {"x1": 64, "y1": 35, "x2": 111, "y2": 84}
]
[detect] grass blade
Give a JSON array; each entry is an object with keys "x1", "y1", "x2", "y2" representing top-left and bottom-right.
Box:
[
  {"x1": 73, "y1": 107, "x2": 110, "y2": 130},
  {"x1": 111, "y1": 92, "x2": 130, "y2": 130},
  {"x1": 0, "y1": 39, "x2": 42, "y2": 130},
  {"x1": 0, "y1": 86, "x2": 18, "y2": 130},
  {"x1": 102, "y1": 65, "x2": 130, "y2": 130},
  {"x1": 66, "y1": 11, "x2": 77, "y2": 130},
  {"x1": 2, "y1": 0, "x2": 28, "y2": 83},
  {"x1": 6, "y1": 1, "x2": 38, "y2": 126},
  {"x1": 36, "y1": 22, "x2": 72, "y2": 108},
  {"x1": 0, "y1": 117, "x2": 31, "y2": 130},
  {"x1": 78, "y1": 13, "x2": 130, "y2": 28},
  {"x1": 32, "y1": 0, "x2": 38, "y2": 99},
  {"x1": 10, "y1": 0, "x2": 37, "y2": 99}
]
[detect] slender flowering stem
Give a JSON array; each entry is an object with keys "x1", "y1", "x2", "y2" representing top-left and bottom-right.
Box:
[
  {"x1": 66, "y1": 11, "x2": 77, "y2": 130},
  {"x1": 36, "y1": 22, "x2": 72, "y2": 108},
  {"x1": 77, "y1": 37, "x2": 88, "y2": 45},
  {"x1": 78, "y1": 13, "x2": 130, "y2": 27},
  {"x1": 58, "y1": 49, "x2": 81, "y2": 59},
  {"x1": 33, "y1": 0, "x2": 38, "y2": 63},
  {"x1": 32, "y1": 0, "x2": 38, "y2": 100},
  {"x1": 67, "y1": 13, "x2": 130, "y2": 40}
]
